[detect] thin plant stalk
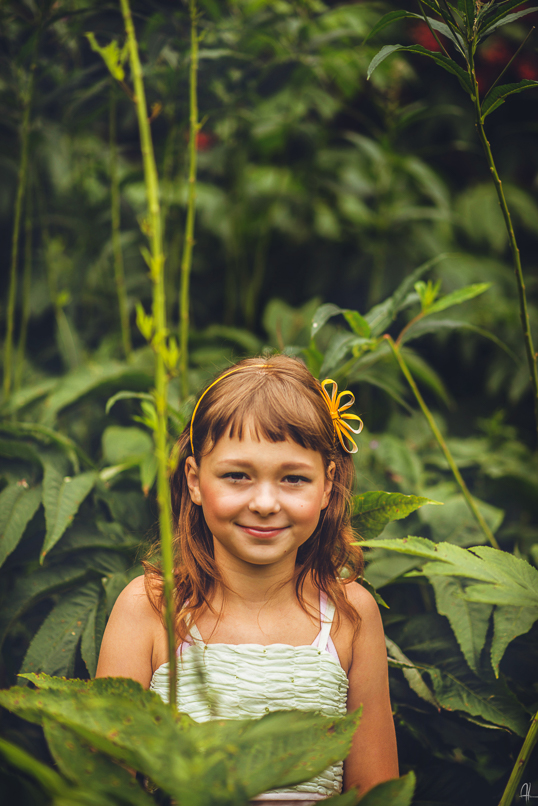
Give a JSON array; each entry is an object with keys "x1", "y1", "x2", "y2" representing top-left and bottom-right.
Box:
[
  {"x1": 179, "y1": 0, "x2": 200, "y2": 400},
  {"x1": 3, "y1": 68, "x2": 34, "y2": 401},
  {"x1": 498, "y1": 710, "x2": 538, "y2": 806},
  {"x1": 384, "y1": 334, "x2": 500, "y2": 550},
  {"x1": 468, "y1": 49, "x2": 538, "y2": 436},
  {"x1": 14, "y1": 173, "x2": 33, "y2": 392},
  {"x1": 110, "y1": 85, "x2": 132, "y2": 360},
  {"x1": 119, "y1": 0, "x2": 176, "y2": 708}
]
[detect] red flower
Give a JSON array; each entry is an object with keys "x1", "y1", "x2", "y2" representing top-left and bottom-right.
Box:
[
  {"x1": 196, "y1": 131, "x2": 215, "y2": 151},
  {"x1": 516, "y1": 57, "x2": 538, "y2": 80},
  {"x1": 410, "y1": 21, "x2": 443, "y2": 52},
  {"x1": 480, "y1": 37, "x2": 512, "y2": 65}
]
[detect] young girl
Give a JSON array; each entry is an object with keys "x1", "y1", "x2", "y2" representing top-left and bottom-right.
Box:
[{"x1": 96, "y1": 355, "x2": 399, "y2": 802}]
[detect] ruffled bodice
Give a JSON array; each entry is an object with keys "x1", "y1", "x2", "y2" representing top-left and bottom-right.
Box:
[{"x1": 150, "y1": 595, "x2": 348, "y2": 800}]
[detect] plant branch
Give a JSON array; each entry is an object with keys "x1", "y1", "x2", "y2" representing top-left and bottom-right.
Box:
[
  {"x1": 179, "y1": 0, "x2": 200, "y2": 400},
  {"x1": 110, "y1": 84, "x2": 132, "y2": 361},
  {"x1": 469, "y1": 53, "x2": 538, "y2": 437},
  {"x1": 417, "y1": 0, "x2": 450, "y2": 57},
  {"x1": 14, "y1": 170, "x2": 33, "y2": 392},
  {"x1": 3, "y1": 67, "x2": 34, "y2": 401},
  {"x1": 484, "y1": 27, "x2": 534, "y2": 101},
  {"x1": 119, "y1": 0, "x2": 176, "y2": 708},
  {"x1": 498, "y1": 710, "x2": 538, "y2": 806},
  {"x1": 384, "y1": 334, "x2": 500, "y2": 549}
]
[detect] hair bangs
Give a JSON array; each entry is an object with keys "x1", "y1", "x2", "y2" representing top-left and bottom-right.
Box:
[{"x1": 195, "y1": 370, "x2": 334, "y2": 459}]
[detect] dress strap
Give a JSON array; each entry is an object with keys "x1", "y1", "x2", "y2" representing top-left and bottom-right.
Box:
[
  {"x1": 318, "y1": 591, "x2": 335, "y2": 650},
  {"x1": 184, "y1": 611, "x2": 204, "y2": 645}
]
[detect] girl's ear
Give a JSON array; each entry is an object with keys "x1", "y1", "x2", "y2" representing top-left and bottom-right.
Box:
[
  {"x1": 185, "y1": 456, "x2": 202, "y2": 505},
  {"x1": 321, "y1": 460, "x2": 335, "y2": 510}
]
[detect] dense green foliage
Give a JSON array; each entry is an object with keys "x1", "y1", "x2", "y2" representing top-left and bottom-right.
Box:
[{"x1": 1, "y1": 0, "x2": 538, "y2": 804}]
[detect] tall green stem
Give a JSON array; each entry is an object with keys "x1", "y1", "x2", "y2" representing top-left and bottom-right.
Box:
[
  {"x1": 14, "y1": 173, "x2": 33, "y2": 392},
  {"x1": 3, "y1": 68, "x2": 34, "y2": 401},
  {"x1": 498, "y1": 710, "x2": 538, "y2": 806},
  {"x1": 385, "y1": 335, "x2": 500, "y2": 549},
  {"x1": 119, "y1": 0, "x2": 176, "y2": 708},
  {"x1": 110, "y1": 85, "x2": 132, "y2": 361},
  {"x1": 468, "y1": 51, "x2": 538, "y2": 437},
  {"x1": 179, "y1": 0, "x2": 199, "y2": 400}
]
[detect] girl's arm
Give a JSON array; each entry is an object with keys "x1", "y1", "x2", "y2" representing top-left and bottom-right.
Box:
[
  {"x1": 95, "y1": 574, "x2": 160, "y2": 688},
  {"x1": 343, "y1": 583, "x2": 399, "y2": 796}
]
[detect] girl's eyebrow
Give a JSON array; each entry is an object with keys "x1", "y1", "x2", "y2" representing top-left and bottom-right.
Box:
[{"x1": 214, "y1": 459, "x2": 315, "y2": 471}]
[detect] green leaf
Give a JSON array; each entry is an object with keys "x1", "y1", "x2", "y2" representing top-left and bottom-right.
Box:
[
  {"x1": 361, "y1": 577, "x2": 389, "y2": 608},
  {"x1": 481, "y1": 80, "x2": 538, "y2": 121},
  {"x1": 21, "y1": 581, "x2": 103, "y2": 677},
  {"x1": 42, "y1": 464, "x2": 98, "y2": 562},
  {"x1": 367, "y1": 45, "x2": 473, "y2": 94},
  {"x1": 355, "y1": 771, "x2": 415, "y2": 806},
  {"x1": 105, "y1": 390, "x2": 153, "y2": 415},
  {"x1": 343, "y1": 310, "x2": 371, "y2": 338},
  {"x1": 361, "y1": 535, "x2": 442, "y2": 559},
  {"x1": 0, "y1": 736, "x2": 67, "y2": 797},
  {"x1": 85, "y1": 33, "x2": 127, "y2": 82},
  {"x1": 364, "y1": 254, "x2": 451, "y2": 336},
  {"x1": 491, "y1": 605, "x2": 538, "y2": 676},
  {"x1": 352, "y1": 491, "x2": 442, "y2": 540},
  {"x1": 1, "y1": 677, "x2": 360, "y2": 801},
  {"x1": 363, "y1": 10, "x2": 420, "y2": 44},
  {"x1": 481, "y1": 6, "x2": 538, "y2": 38},
  {"x1": 399, "y1": 317, "x2": 519, "y2": 361},
  {"x1": 0, "y1": 482, "x2": 42, "y2": 568},
  {"x1": 427, "y1": 575, "x2": 492, "y2": 674},
  {"x1": 0, "y1": 560, "x2": 93, "y2": 649},
  {"x1": 101, "y1": 426, "x2": 153, "y2": 465},
  {"x1": 426, "y1": 665, "x2": 529, "y2": 735},
  {"x1": 41, "y1": 362, "x2": 152, "y2": 426},
  {"x1": 81, "y1": 588, "x2": 107, "y2": 678},
  {"x1": 386, "y1": 637, "x2": 439, "y2": 707},
  {"x1": 0, "y1": 421, "x2": 91, "y2": 474},
  {"x1": 43, "y1": 720, "x2": 152, "y2": 805},
  {"x1": 425, "y1": 282, "x2": 491, "y2": 315}
]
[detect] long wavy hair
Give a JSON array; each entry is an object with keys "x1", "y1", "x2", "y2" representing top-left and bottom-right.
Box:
[{"x1": 144, "y1": 355, "x2": 364, "y2": 641}]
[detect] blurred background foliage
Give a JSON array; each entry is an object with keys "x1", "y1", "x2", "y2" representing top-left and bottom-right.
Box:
[{"x1": 1, "y1": 0, "x2": 538, "y2": 804}]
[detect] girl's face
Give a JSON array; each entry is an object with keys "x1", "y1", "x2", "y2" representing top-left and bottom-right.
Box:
[{"x1": 185, "y1": 427, "x2": 334, "y2": 570}]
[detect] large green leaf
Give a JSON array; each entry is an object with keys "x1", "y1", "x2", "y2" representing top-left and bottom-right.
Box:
[
  {"x1": 42, "y1": 463, "x2": 98, "y2": 561},
  {"x1": 0, "y1": 560, "x2": 92, "y2": 649},
  {"x1": 80, "y1": 588, "x2": 107, "y2": 678},
  {"x1": 399, "y1": 317, "x2": 518, "y2": 361},
  {"x1": 354, "y1": 771, "x2": 415, "y2": 806},
  {"x1": 386, "y1": 636, "x2": 439, "y2": 707},
  {"x1": 352, "y1": 491, "x2": 441, "y2": 540},
  {"x1": 367, "y1": 45, "x2": 472, "y2": 94},
  {"x1": 426, "y1": 666, "x2": 529, "y2": 735},
  {"x1": 21, "y1": 581, "x2": 104, "y2": 677},
  {"x1": 0, "y1": 736, "x2": 67, "y2": 798},
  {"x1": 1, "y1": 676, "x2": 360, "y2": 804},
  {"x1": 41, "y1": 362, "x2": 152, "y2": 426},
  {"x1": 43, "y1": 720, "x2": 152, "y2": 805},
  {"x1": 481, "y1": 80, "x2": 538, "y2": 121},
  {"x1": 427, "y1": 575, "x2": 492, "y2": 674},
  {"x1": 491, "y1": 605, "x2": 538, "y2": 676},
  {"x1": 101, "y1": 425, "x2": 153, "y2": 465},
  {"x1": 0, "y1": 482, "x2": 42, "y2": 568}
]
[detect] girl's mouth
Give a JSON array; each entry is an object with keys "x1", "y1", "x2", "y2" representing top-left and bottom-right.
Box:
[{"x1": 238, "y1": 525, "x2": 288, "y2": 538}]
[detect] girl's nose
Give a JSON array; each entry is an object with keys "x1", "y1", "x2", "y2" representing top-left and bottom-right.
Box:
[{"x1": 248, "y1": 483, "x2": 281, "y2": 516}]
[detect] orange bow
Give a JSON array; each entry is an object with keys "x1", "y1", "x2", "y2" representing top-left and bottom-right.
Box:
[{"x1": 320, "y1": 379, "x2": 363, "y2": 454}]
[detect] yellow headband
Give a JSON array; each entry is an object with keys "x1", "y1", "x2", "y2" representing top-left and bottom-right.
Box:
[
  {"x1": 189, "y1": 366, "x2": 363, "y2": 456},
  {"x1": 190, "y1": 364, "x2": 269, "y2": 454},
  {"x1": 320, "y1": 379, "x2": 363, "y2": 454}
]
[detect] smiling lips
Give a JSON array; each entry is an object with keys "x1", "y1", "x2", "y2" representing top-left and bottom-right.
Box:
[{"x1": 238, "y1": 524, "x2": 288, "y2": 538}]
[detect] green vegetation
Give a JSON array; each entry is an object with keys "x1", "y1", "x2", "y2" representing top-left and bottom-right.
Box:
[{"x1": 1, "y1": 0, "x2": 537, "y2": 804}]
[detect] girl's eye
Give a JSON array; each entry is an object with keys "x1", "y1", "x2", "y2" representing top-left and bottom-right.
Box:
[
  {"x1": 284, "y1": 475, "x2": 310, "y2": 485},
  {"x1": 223, "y1": 472, "x2": 247, "y2": 481}
]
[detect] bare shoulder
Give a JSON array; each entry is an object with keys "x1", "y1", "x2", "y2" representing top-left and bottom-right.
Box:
[
  {"x1": 113, "y1": 574, "x2": 159, "y2": 616},
  {"x1": 343, "y1": 581, "x2": 383, "y2": 629}
]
